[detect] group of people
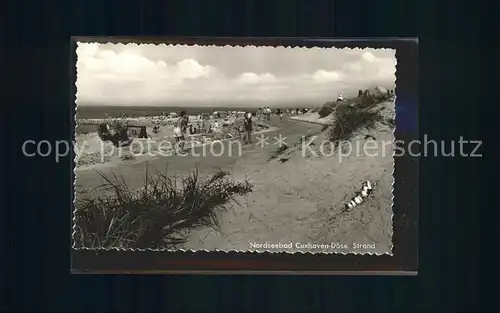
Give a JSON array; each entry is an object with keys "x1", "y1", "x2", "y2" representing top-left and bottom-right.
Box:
[
  {"x1": 255, "y1": 107, "x2": 311, "y2": 119},
  {"x1": 257, "y1": 107, "x2": 273, "y2": 121},
  {"x1": 170, "y1": 106, "x2": 315, "y2": 152},
  {"x1": 290, "y1": 108, "x2": 309, "y2": 115},
  {"x1": 172, "y1": 110, "x2": 255, "y2": 152}
]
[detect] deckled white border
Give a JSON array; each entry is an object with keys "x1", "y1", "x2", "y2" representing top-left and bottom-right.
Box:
[
  {"x1": 390, "y1": 54, "x2": 397, "y2": 256},
  {"x1": 71, "y1": 41, "x2": 398, "y2": 257},
  {"x1": 72, "y1": 39, "x2": 78, "y2": 252}
]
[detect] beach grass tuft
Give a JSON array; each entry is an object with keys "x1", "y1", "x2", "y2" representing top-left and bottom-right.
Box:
[
  {"x1": 73, "y1": 165, "x2": 253, "y2": 249},
  {"x1": 318, "y1": 102, "x2": 335, "y2": 118},
  {"x1": 328, "y1": 93, "x2": 390, "y2": 145}
]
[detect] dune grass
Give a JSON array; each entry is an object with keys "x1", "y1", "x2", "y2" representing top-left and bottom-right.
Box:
[
  {"x1": 356, "y1": 92, "x2": 388, "y2": 109},
  {"x1": 318, "y1": 102, "x2": 335, "y2": 118},
  {"x1": 327, "y1": 94, "x2": 390, "y2": 145},
  {"x1": 317, "y1": 97, "x2": 359, "y2": 118},
  {"x1": 73, "y1": 165, "x2": 253, "y2": 249}
]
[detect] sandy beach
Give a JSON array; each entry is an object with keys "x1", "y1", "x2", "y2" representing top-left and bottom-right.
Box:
[
  {"x1": 74, "y1": 115, "x2": 272, "y2": 169},
  {"x1": 75, "y1": 101, "x2": 395, "y2": 254}
]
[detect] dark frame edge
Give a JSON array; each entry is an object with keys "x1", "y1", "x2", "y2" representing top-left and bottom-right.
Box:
[{"x1": 70, "y1": 37, "x2": 419, "y2": 274}]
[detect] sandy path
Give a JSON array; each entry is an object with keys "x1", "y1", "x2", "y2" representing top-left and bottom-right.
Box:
[{"x1": 288, "y1": 112, "x2": 335, "y2": 125}]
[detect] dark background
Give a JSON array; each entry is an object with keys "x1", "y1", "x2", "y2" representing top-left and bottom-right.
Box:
[{"x1": 2, "y1": 0, "x2": 489, "y2": 311}]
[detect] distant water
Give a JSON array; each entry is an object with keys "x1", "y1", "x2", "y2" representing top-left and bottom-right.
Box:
[{"x1": 77, "y1": 106, "x2": 263, "y2": 119}]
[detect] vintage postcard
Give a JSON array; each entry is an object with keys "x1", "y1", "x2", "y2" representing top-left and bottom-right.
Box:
[{"x1": 73, "y1": 41, "x2": 398, "y2": 258}]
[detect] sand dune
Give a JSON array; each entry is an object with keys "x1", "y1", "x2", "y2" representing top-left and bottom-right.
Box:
[{"x1": 181, "y1": 101, "x2": 395, "y2": 254}]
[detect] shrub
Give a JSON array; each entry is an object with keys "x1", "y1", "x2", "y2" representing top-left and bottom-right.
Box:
[
  {"x1": 97, "y1": 123, "x2": 111, "y2": 141},
  {"x1": 73, "y1": 166, "x2": 254, "y2": 249},
  {"x1": 97, "y1": 120, "x2": 130, "y2": 147},
  {"x1": 318, "y1": 102, "x2": 334, "y2": 118},
  {"x1": 356, "y1": 95, "x2": 378, "y2": 109},
  {"x1": 328, "y1": 105, "x2": 384, "y2": 145},
  {"x1": 356, "y1": 91, "x2": 391, "y2": 110}
]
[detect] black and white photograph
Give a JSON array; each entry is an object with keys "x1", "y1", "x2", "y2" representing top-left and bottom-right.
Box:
[{"x1": 73, "y1": 42, "x2": 396, "y2": 255}]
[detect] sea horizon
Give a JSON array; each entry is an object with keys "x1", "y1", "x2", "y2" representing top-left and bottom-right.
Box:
[{"x1": 76, "y1": 102, "x2": 322, "y2": 119}]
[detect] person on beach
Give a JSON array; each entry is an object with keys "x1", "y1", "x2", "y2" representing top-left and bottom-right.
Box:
[
  {"x1": 277, "y1": 108, "x2": 283, "y2": 120},
  {"x1": 173, "y1": 111, "x2": 189, "y2": 153},
  {"x1": 234, "y1": 116, "x2": 244, "y2": 139},
  {"x1": 243, "y1": 112, "x2": 253, "y2": 144},
  {"x1": 265, "y1": 107, "x2": 272, "y2": 121}
]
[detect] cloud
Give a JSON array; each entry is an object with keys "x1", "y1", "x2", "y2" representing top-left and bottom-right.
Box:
[
  {"x1": 312, "y1": 70, "x2": 342, "y2": 83},
  {"x1": 236, "y1": 72, "x2": 277, "y2": 85},
  {"x1": 362, "y1": 51, "x2": 377, "y2": 62},
  {"x1": 174, "y1": 59, "x2": 217, "y2": 79},
  {"x1": 76, "y1": 43, "x2": 396, "y2": 106}
]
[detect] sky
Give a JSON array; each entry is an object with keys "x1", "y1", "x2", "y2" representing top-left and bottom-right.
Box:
[{"x1": 76, "y1": 42, "x2": 396, "y2": 107}]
